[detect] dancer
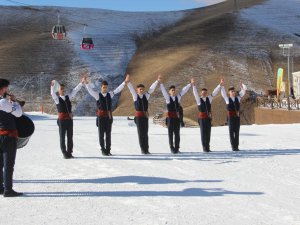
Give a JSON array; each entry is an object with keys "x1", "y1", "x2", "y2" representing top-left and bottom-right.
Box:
[
  {"x1": 126, "y1": 74, "x2": 159, "y2": 154},
  {"x1": 83, "y1": 74, "x2": 127, "y2": 156},
  {"x1": 0, "y1": 79, "x2": 23, "y2": 197},
  {"x1": 50, "y1": 78, "x2": 84, "y2": 159},
  {"x1": 191, "y1": 77, "x2": 221, "y2": 152},
  {"x1": 220, "y1": 78, "x2": 247, "y2": 151},
  {"x1": 158, "y1": 75, "x2": 191, "y2": 154}
]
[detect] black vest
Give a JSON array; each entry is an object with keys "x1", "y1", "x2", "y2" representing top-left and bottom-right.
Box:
[
  {"x1": 0, "y1": 97, "x2": 17, "y2": 130},
  {"x1": 134, "y1": 95, "x2": 148, "y2": 111},
  {"x1": 56, "y1": 95, "x2": 72, "y2": 113},
  {"x1": 97, "y1": 93, "x2": 112, "y2": 111},
  {"x1": 227, "y1": 97, "x2": 240, "y2": 111},
  {"x1": 198, "y1": 97, "x2": 211, "y2": 113},
  {"x1": 167, "y1": 96, "x2": 180, "y2": 112}
]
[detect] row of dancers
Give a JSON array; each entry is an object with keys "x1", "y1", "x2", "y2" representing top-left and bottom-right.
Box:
[{"x1": 50, "y1": 74, "x2": 247, "y2": 158}]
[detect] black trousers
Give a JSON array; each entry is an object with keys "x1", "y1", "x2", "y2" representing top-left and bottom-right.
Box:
[
  {"x1": 198, "y1": 118, "x2": 212, "y2": 151},
  {"x1": 135, "y1": 117, "x2": 149, "y2": 153},
  {"x1": 57, "y1": 119, "x2": 73, "y2": 155},
  {"x1": 97, "y1": 116, "x2": 113, "y2": 152},
  {"x1": 228, "y1": 116, "x2": 240, "y2": 150},
  {"x1": 0, "y1": 136, "x2": 17, "y2": 191},
  {"x1": 167, "y1": 118, "x2": 181, "y2": 151}
]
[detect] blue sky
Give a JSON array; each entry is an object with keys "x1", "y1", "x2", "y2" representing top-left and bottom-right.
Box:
[{"x1": 0, "y1": 0, "x2": 223, "y2": 12}]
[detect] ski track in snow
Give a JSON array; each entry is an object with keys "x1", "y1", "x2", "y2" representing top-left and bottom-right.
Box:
[{"x1": 0, "y1": 112, "x2": 299, "y2": 225}]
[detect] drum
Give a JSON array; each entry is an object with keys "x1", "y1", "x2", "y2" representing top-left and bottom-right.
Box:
[{"x1": 15, "y1": 115, "x2": 35, "y2": 149}]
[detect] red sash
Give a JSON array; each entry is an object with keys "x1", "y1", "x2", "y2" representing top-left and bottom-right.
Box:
[
  {"x1": 58, "y1": 112, "x2": 72, "y2": 120},
  {"x1": 0, "y1": 129, "x2": 18, "y2": 138},
  {"x1": 166, "y1": 112, "x2": 179, "y2": 118},
  {"x1": 97, "y1": 110, "x2": 112, "y2": 119},
  {"x1": 228, "y1": 111, "x2": 239, "y2": 117},
  {"x1": 135, "y1": 111, "x2": 148, "y2": 118},
  {"x1": 198, "y1": 112, "x2": 210, "y2": 119}
]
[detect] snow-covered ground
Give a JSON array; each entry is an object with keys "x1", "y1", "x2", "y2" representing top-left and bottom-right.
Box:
[{"x1": 0, "y1": 112, "x2": 299, "y2": 225}]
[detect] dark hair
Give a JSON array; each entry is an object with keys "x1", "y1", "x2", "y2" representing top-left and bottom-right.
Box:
[
  {"x1": 228, "y1": 87, "x2": 235, "y2": 91},
  {"x1": 0, "y1": 79, "x2": 10, "y2": 89},
  {"x1": 137, "y1": 84, "x2": 145, "y2": 88},
  {"x1": 201, "y1": 88, "x2": 208, "y2": 91},
  {"x1": 169, "y1": 85, "x2": 175, "y2": 90},
  {"x1": 102, "y1": 81, "x2": 108, "y2": 86},
  {"x1": 60, "y1": 84, "x2": 65, "y2": 88}
]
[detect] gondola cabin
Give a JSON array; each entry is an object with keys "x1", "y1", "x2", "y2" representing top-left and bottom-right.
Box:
[
  {"x1": 80, "y1": 37, "x2": 94, "y2": 50},
  {"x1": 51, "y1": 25, "x2": 66, "y2": 40}
]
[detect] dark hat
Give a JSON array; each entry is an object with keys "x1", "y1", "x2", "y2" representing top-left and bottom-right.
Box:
[
  {"x1": 169, "y1": 85, "x2": 176, "y2": 90},
  {"x1": 137, "y1": 84, "x2": 145, "y2": 88},
  {"x1": 228, "y1": 86, "x2": 235, "y2": 91},
  {"x1": 201, "y1": 88, "x2": 208, "y2": 91},
  {"x1": 0, "y1": 79, "x2": 9, "y2": 89}
]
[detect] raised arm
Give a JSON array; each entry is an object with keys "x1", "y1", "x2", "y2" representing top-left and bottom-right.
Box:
[
  {"x1": 220, "y1": 86, "x2": 229, "y2": 104},
  {"x1": 147, "y1": 80, "x2": 159, "y2": 95},
  {"x1": 85, "y1": 83, "x2": 99, "y2": 100},
  {"x1": 110, "y1": 81, "x2": 126, "y2": 98},
  {"x1": 127, "y1": 82, "x2": 137, "y2": 101},
  {"x1": 82, "y1": 75, "x2": 99, "y2": 100},
  {"x1": 50, "y1": 80, "x2": 59, "y2": 104},
  {"x1": 220, "y1": 78, "x2": 229, "y2": 104},
  {"x1": 191, "y1": 77, "x2": 200, "y2": 105},
  {"x1": 178, "y1": 83, "x2": 191, "y2": 98},
  {"x1": 211, "y1": 84, "x2": 221, "y2": 97},
  {"x1": 160, "y1": 83, "x2": 170, "y2": 104},
  {"x1": 0, "y1": 99, "x2": 22, "y2": 117},
  {"x1": 69, "y1": 82, "x2": 83, "y2": 100}
]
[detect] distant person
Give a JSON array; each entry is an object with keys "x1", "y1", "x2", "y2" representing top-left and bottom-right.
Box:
[
  {"x1": 126, "y1": 74, "x2": 159, "y2": 154},
  {"x1": 50, "y1": 78, "x2": 84, "y2": 159},
  {"x1": 220, "y1": 78, "x2": 247, "y2": 151},
  {"x1": 0, "y1": 79, "x2": 23, "y2": 197},
  {"x1": 158, "y1": 75, "x2": 191, "y2": 154},
  {"x1": 191, "y1": 77, "x2": 221, "y2": 152},
  {"x1": 83, "y1": 74, "x2": 127, "y2": 156}
]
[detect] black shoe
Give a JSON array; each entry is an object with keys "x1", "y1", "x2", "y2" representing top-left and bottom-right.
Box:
[
  {"x1": 106, "y1": 149, "x2": 112, "y2": 156},
  {"x1": 175, "y1": 149, "x2": 181, "y2": 154},
  {"x1": 0, "y1": 188, "x2": 4, "y2": 195},
  {"x1": 170, "y1": 146, "x2": 176, "y2": 154},
  {"x1": 68, "y1": 153, "x2": 74, "y2": 158},
  {"x1": 101, "y1": 148, "x2": 108, "y2": 156},
  {"x1": 63, "y1": 154, "x2": 71, "y2": 159},
  {"x1": 3, "y1": 189, "x2": 23, "y2": 197}
]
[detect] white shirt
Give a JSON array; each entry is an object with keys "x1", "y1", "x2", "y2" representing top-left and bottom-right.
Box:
[
  {"x1": 0, "y1": 97, "x2": 22, "y2": 117},
  {"x1": 85, "y1": 81, "x2": 126, "y2": 100},
  {"x1": 221, "y1": 84, "x2": 247, "y2": 104},
  {"x1": 160, "y1": 83, "x2": 191, "y2": 104},
  {"x1": 193, "y1": 85, "x2": 221, "y2": 105},
  {"x1": 127, "y1": 81, "x2": 159, "y2": 101},
  {"x1": 51, "y1": 83, "x2": 83, "y2": 104}
]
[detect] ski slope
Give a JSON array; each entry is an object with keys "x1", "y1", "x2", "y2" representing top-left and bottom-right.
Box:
[{"x1": 0, "y1": 112, "x2": 299, "y2": 225}]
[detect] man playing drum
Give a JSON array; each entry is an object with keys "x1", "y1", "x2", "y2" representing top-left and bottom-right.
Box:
[{"x1": 0, "y1": 79, "x2": 23, "y2": 197}]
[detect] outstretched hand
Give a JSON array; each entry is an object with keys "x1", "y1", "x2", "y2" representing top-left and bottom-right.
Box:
[
  {"x1": 220, "y1": 78, "x2": 225, "y2": 86},
  {"x1": 125, "y1": 74, "x2": 130, "y2": 83},
  {"x1": 157, "y1": 74, "x2": 162, "y2": 83},
  {"x1": 191, "y1": 77, "x2": 196, "y2": 86},
  {"x1": 51, "y1": 80, "x2": 55, "y2": 87},
  {"x1": 81, "y1": 74, "x2": 88, "y2": 84}
]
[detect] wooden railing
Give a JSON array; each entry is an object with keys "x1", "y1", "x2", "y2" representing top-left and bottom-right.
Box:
[{"x1": 256, "y1": 97, "x2": 300, "y2": 110}]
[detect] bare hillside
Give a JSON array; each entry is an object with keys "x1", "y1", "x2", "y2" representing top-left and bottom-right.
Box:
[{"x1": 114, "y1": 0, "x2": 300, "y2": 126}]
